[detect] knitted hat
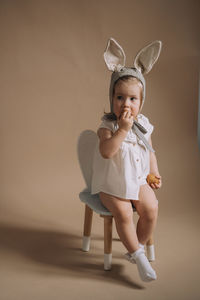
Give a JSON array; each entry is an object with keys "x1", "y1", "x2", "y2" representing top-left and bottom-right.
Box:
[{"x1": 104, "y1": 38, "x2": 162, "y2": 113}]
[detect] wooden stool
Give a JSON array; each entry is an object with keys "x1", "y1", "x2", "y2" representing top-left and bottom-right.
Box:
[
  {"x1": 80, "y1": 190, "x2": 114, "y2": 270},
  {"x1": 82, "y1": 203, "x2": 113, "y2": 270}
]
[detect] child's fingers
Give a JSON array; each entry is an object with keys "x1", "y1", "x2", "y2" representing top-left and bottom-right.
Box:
[
  {"x1": 126, "y1": 111, "x2": 130, "y2": 118},
  {"x1": 148, "y1": 182, "x2": 153, "y2": 188},
  {"x1": 150, "y1": 182, "x2": 158, "y2": 189},
  {"x1": 152, "y1": 182, "x2": 161, "y2": 189},
  {"x1": 156, "y1": 178, "x2": 162, "y2": 188},
  {"x1": 124, "y1": 110, "x2": 131, "y2": 118},
  {"x1": 150, "y1": 183, "x2": 156, "y2": 189},
  {"x1": 119, "y1": 113, "x2": 123, "y2": 120},
  {"x1": 121, "y1": 108, "x2": 131, "y2": 118},
  {"x1": 128, "y1": 111, "x2": 133, "y2": 119},
  {"x1": 121, "y1": 111, "x2": 128, "y2": 119}
]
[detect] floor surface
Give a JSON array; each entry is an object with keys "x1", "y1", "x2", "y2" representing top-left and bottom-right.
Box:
[{"x1": 1, "y1": 208, "x2": 200, "y2": 300}]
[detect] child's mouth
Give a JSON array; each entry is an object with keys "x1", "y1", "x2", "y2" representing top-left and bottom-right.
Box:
[{"x1": 119, "y1": 108, "x2": 133, "y2": 118}]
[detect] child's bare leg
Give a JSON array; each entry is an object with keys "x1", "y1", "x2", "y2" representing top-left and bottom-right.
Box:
[
  {"x1": 132, "y1": 184, "x2": 158, "y2": 245},
  {"x1": 100, "y1": 192, "x2": 157, "y2": 282},
  {"x1": 99, "y1": 192, "x2": 139, "y2": 253}
]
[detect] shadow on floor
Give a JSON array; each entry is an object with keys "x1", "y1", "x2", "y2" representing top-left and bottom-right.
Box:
[{"x1": 0, "y1": 223, "x2": 144, "y2": 289}]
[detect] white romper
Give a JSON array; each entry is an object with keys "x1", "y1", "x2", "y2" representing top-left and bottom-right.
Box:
[{"x1": 91, "y1": 113, "x2": 154, "y2": 200}]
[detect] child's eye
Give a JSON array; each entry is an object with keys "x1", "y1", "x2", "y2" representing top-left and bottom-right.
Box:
[
  {"x1": 130, "y1": 97, "x2": 136, "y2": 101},
  {"x1": 117, "y1": 96, "x2": 123, "y2": 100}
]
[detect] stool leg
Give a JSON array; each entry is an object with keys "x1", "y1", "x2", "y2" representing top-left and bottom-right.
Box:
[
  {"x1": 146, "y1": 236, "x2": 155, "y2": 261},
  {"x1": 103, "y1": 216, "x2": 113, "y2": 270},
  {"x1": 82, "y1": 205, "x2": 93, "y2": 252}
]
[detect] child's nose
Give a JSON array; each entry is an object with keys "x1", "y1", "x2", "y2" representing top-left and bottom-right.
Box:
[{"x1": 123, "y1": 98, "x2": 130, "y2": 107}]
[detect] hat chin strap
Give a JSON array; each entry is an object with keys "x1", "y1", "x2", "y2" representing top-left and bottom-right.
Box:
[
  {"x1": 133, "y1": 103, "x2": 155, "y2": 152},
  {"x1": 132, "y1": 122, "x2": 155, "y2": 152},
  {"x1": 133, "y1": 120, "x2": 147, "y2": 134}
]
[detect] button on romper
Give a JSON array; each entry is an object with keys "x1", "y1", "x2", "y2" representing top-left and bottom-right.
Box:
[{"x1": 91, "y1": 114, "x2": 154, "y2": 200}]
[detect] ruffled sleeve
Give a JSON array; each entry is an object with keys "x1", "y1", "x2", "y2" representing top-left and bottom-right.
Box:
[
  {"x1": 98, "y1": 117, "x2": 116, "y2": 133},
  {"x1": 138, "y1": 114, "x2": 154, "y2": 137}
]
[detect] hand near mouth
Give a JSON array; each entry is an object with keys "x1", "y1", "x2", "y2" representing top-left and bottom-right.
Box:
[{"x1": 118, "y1": 108, "x2": 134, "y2": 132}]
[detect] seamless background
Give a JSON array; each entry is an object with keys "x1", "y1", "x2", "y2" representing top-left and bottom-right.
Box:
[{"x1": 0, "y1": 0, "x2": 200, "y2": 299}]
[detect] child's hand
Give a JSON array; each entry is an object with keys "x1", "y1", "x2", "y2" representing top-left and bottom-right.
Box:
[
  {"x1": 146, "y1": 174, "x2": 162, "y2": 189},
  {"x1": 118, "y1": 109, "x2": 134, "y2": 132}
]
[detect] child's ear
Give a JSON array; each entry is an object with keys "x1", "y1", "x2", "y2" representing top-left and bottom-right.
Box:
[
  {"x1": 104, "y1": 38, "x2": 126, "y2": 72},
  {"x1": 134, "y1": 40, "x2": 162, "y2": 74}
]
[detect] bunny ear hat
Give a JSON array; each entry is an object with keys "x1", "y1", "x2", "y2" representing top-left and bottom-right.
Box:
[{"x1": 104, "y1": 38, "x2": 162, "y2": 113}]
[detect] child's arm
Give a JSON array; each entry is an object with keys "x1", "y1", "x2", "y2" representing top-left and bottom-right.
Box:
[
  {"x1": 148, "y1": 136, "x2": 162, "y2": 189},
  {"x1": 98, "y1": 110, "x2": 133, "y2": 159},
  {"x1": 98, "y1": 127, "x2": 127, "y2": 159}
]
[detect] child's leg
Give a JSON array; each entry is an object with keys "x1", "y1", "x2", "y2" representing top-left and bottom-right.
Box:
[
  {"x1": 99, "y1": 192, "x2": 139, "y2": 253},
  {"x1": 100, "y1": 191, "x2": 157, "y2": 282},
  {"x1": 132, "y1": 184, "x2": 158, "y2": 245}
]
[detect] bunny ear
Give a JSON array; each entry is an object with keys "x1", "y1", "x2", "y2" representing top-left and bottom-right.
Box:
[
  {"x1": 104, "y1": 38, "x2": 126, "y2": 72},
  {"x1": 134, "y1": 40, "x2": 162, "y2": 74}
]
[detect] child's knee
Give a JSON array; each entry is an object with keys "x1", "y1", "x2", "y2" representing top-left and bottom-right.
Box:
[
  {"x1": 143, "y1": 202, "x2": 158, "y2": 222},
  {"x1": 114, "y1": 207, "x2": 133, "y2": 223}
]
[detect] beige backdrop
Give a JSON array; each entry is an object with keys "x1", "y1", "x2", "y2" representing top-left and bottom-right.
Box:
[{"x1": 0, "y1": 0, "x2": 200, "y2": 299}]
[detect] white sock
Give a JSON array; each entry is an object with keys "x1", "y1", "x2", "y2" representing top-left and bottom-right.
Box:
[
  {"x1": 139, "y1": 243, "x2": 145, "y2": 250},
  {"x1": 131, "y1": 248, "x2": 157, "y2": 282},
  {"x1": 124, "y1": 243, "x2": 145, "y2": 263}
]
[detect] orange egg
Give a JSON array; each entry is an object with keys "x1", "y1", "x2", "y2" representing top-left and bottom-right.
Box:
[{"x1": 146, "y1": 174, "x2": 160, "y2": 184}]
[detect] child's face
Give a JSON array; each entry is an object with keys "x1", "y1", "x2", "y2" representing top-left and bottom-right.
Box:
[{"x1": 113, "y1": 79, "x2": 142, "y2": 120}]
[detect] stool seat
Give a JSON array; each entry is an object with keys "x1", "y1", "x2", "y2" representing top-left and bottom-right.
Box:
[
  {"x1": 79, "y1": 189, "x2": 112, "y2": 216},
  {"x1": 80, "y1": 188, "x2": 136, "y2": 216}
]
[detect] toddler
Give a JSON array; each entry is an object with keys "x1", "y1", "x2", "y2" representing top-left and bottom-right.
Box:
[{"x1": 91, "y1": 38, "x2": 162, "y2": 282}]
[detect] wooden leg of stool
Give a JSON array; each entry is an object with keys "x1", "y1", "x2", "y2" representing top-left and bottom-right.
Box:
[
  {"x1": 102, "y1": 216, "x2": 113, "y2": 270},
  {"x1": 82, "y1": 205, "x2": 93, "y2": 252},
  {"x1": 146, "y1": 236, "x2": 155, "y2": 261}
]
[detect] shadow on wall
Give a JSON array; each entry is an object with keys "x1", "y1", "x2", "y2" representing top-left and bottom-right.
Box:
[{"x1": 0, "y1": 223, "x2": 144, "y2": 289}]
